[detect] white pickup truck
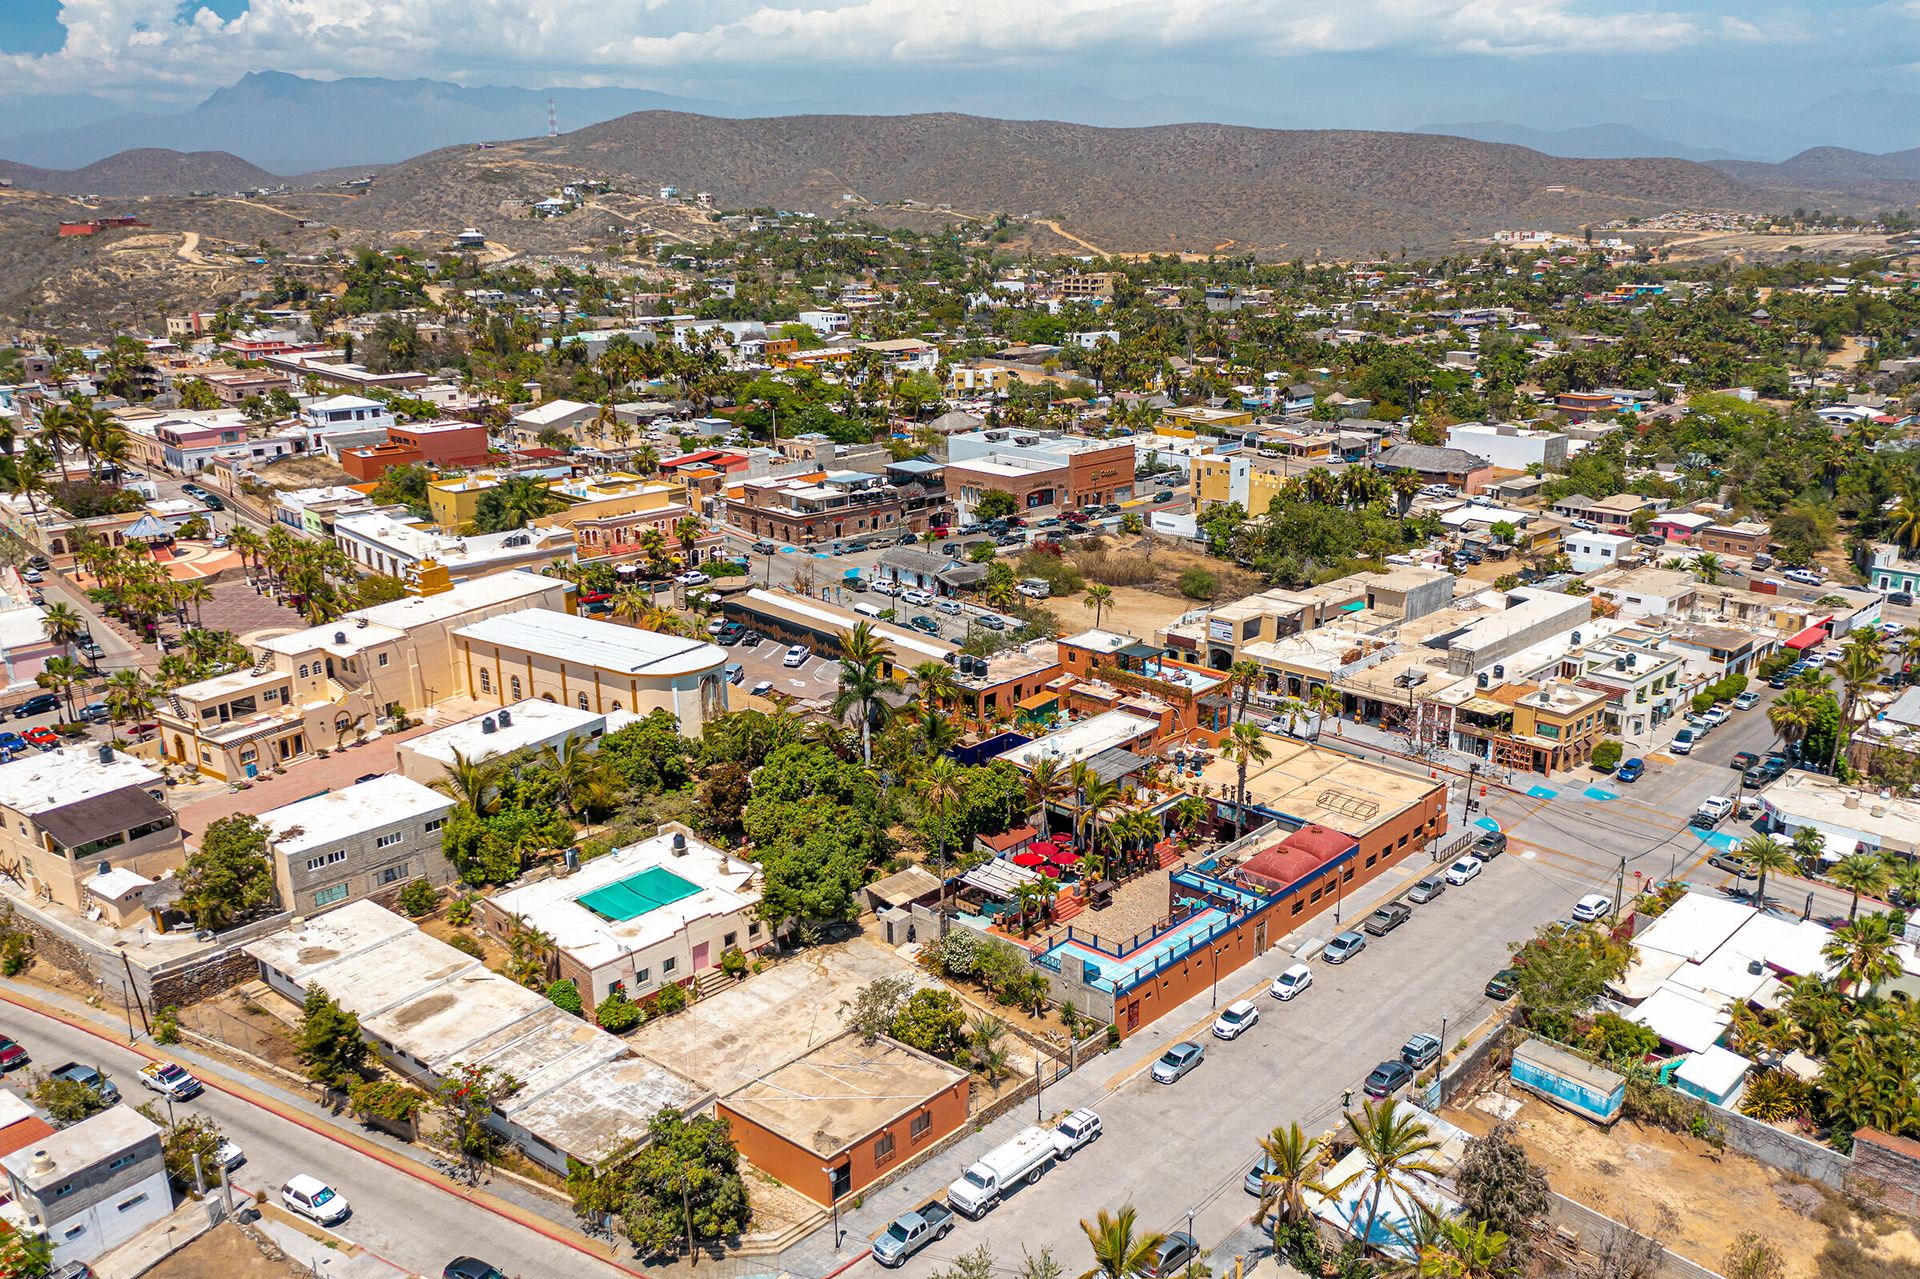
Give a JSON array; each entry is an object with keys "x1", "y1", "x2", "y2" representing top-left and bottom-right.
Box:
[{"x1": 946, "y1": 1125, "x2": 1057, "y2": 1219}]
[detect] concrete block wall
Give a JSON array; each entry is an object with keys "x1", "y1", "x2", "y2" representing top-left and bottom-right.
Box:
[{"x1": 1850, "y1": 1129, "x2": 1920, "y2": 1219}]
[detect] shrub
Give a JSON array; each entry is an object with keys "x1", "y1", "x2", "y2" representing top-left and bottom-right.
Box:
[
  {"x1": 1493, "y1": 573, "x2": 1520, "y2": 591},
  {"x1": 348, "y1": 1078, "x2": 426, "y2": 1126},
  {"x1": 651, "y1": 982, "x2": 689, "y2": 1016},
  {"x1": 446, "y1": 931, "x2": 485, "y2": 959},
  {"x1": 1591, "y1": 740, "x2": 1623, "y2": 771},
  {"x1": 891, "y1": 989, "x2": 969, "y2": 1059},
  {"x1": 546, "y1": 978, "x2": 583, "y2": 1015},
  {"x1": 152, "y1": 1005, "x2": 181, "y2": 1046},
  {"x1": 596, "y1": 990, "x2": 643, "y2": 1032},
  {"x1": 397, "y1": 879, "x2": 439, "y2": 917},
  {"x1": 719, "y1": 946, "x2": 748, "y2": 979},
  {"x1": 1178, "y1": 567, "x2": 1216, "y2": 600},
  {"x1": 1015, "y1": 551, "x2": 1084, "y2": 596},
  {"x1": 445, "y1": 896, "x2": 475, "y2": 927},
  {"x1": 1738, "y1": 1069, "x2": 1811, "y2": 1123},
  {"x1": 1071, "y1": 550, "x2": 1156, "y2": 586},
  {"x1": 1691, "y1": 691, "x2": 1717, "y2": 714}
]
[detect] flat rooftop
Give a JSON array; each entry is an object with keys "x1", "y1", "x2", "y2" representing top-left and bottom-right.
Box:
[
  {"x1": 0, "y1": 746, "x2": 163, "y2": 816},
  {"x1": 720, "y1": 1033, "x2": 967, "y2": 1157},
  {"x1": 0, "y1": 1106, "x2": 159, "y2": 1191},
  {"x1": 1762, "y1": 771, "x2": 1920, "y2": 854},
  {"x1": 403, "y1": 699, "x2": 607, "y2": 768},
  {"x1": 629, "y1": 938, "x2": 931, "y2": 1096},
  {"x1": 734, "y1": 589, "x2": 955, "y2": 663},
  {"x1": 260, "y1": 570, "x2": 564, "y2": 656},
  {"x1": 488, "y1": 830, "x2": 759, "y2": 971},
  {"x1": 999, "y1": 710, "x2": 1159, "y2": 772},
  {"x1": 455, "y1": 610, "x2": 725, "y2": 677},
  {"x1": 259, "y1": 776, "x2": 453, "y2": 855},
  {"x1": 1197, "y1": 739, "x2": 1441, "y2": 838}
]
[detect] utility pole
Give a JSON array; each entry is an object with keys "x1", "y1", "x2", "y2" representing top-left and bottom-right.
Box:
[
  {"x1": 1036, "y1": 1051, "x2": 1044, "y2": 1121},
  {"x1": 1436, "y1": 1014, "x2": 1449, "y2": 1107},
  {"x1": 1615, "y1": 855, "x2": 1628, "y2": 920}
]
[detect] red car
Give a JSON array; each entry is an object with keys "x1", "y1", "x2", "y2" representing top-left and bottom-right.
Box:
[
  {"x1": 577, "y1": 591, "x2": 612, "y2": 604},
  {"x1": 0, "y1": 1037, "x2": 28, "y2": 1071},
  {"x1": 23, "y1": 727, "x2": 58, "y2": 749}
]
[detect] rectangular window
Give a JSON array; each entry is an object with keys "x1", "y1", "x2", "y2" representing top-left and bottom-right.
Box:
[
  {"x1": 306, "y1": 850, "x2": 348, "y2": 871},
  {"x1": 723, "y1": 932, "x2": 737, "y2": 948},
  {"x1": 375, "y1": 832, "x2": 403, "y2": 849},
  {"x1": 910, "y1": 1112, "x2": 931, "y2": 1141},
  {"x1": 117, "y1": 1193, "x2": 149, "y2": 1212},
  {"x1": 380, "y1": 864, "x2": 409, "y2": 885},
  {"x1": 633, "y1": 967, "x2": 651, "y2": 984},
  {"x1": 425, "y1": 818, "x2": 445, "y2": 833},
  {"x1": 107, "y1": 1154, "x2": 137, "y2": 1171},
  {"x1": 874, "y1": 1132, "x2": 895, "y2": 1161},
  {"x1": 749, "y1": 922, "x2": 762, "y2": 936},
  {"x1": 314, "y1": 884, "x2": 349, "y2": 907},
  {"x1": 378, "y1": 653, "x2": 390, "y2": 667},
  {"x1": 662, "y1": 957, "x2": 677, "y2": 973}
]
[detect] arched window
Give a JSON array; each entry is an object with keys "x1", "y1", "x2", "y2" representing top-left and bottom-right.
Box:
[
  {"x1": 541, "y1": 693, "x2": 556, "y2": 703},
  {"x1": 577, "y1": 693, "x2": 590, "y2": 710},
  {"x1": 298, "y1": 664, "x2": 309, "y2": 679},
  {"x1": 509, "y1": 675, "x2": 521, "y2": 699},
  {"x1": 479, "y1": 669, "x2": 491, "y2": 693},
  {"x1": 610, "y1": 701, "x2": 622, "y2": 711}
]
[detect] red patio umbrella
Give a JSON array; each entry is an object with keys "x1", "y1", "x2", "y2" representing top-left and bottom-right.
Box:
[
  {"x1": 1047, "y1": 847, "x2": 1082, "y2": 866},
  {"x1": 1029, "y1": 840, "x2": 1059, "y2": 858},
  {"x1": 1010, "y1": 850, "x2": 1048, "y2": 868}
]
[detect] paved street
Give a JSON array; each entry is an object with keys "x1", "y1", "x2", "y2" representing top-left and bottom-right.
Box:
[{"x1": 0, "y1": 994, "x2": 635, "y2": 1279}]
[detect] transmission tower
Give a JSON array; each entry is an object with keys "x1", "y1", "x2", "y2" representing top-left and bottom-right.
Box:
[{"x1": 547, "y1": 98, "x2": 558, "y2": 138}]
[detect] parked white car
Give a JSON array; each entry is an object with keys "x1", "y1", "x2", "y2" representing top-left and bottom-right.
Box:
[
  {"x1": 901, "y1": 589, "x2": 933, "y2": 607},
  {"x1": 1572, "y1": 893, "x2": 1614, "y2": 922},
  {"x1": 782, "y1": 645, "x2": 810, "y2": 668},
  {"x1": 1269, "y1": 963, "x2": 1313, "y2": 1001},
  {"x1": 1212, "y1": 999, "x2": 1260, "y2": 1040},
  {"x1": 281, "y1": 1175, "x2": 350, "y2": 1225},
  {"x1": 1444, "y1": 857, "x2": 1482, "y2": 886},
  {"x1": 1050, "y1": 1109, "x2": 1102, "y2": 1159}
]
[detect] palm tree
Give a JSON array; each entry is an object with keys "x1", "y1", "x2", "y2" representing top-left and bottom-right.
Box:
[
  {"x1": 1767, "y1": 688, "x2": 1821, "y2": 759},
  {"x1": 1414, "y1": 1215, "x2": 1511, "y2": 1279},
  {"x1": 1691, "y1": 552, "x2": 1723, "y2": 585},
  {"x1": 1254, "y1": 1122, "x2": 1321, "y2": 1236},
  {"x1": 1790, "y1": 825, "x2": 1830, "y2": 875},
  {"x1": 1829, "y1": 851, "x2": 1891, "y2": 921},
  {"x1": 923, "y1": 755, "x2": 964, "y2": 927},
  {"x1": 538, "y1": 736, "x2": 609, "y2": 818},
  {"x1": 1027, "y1": 755, "x2": 1067, "y2": 830},
  {"x1": 673, "y1": 516, "x2": 704, "y2": 565},
  {"x1": 1223, "y1": 721, "x2": 1271, "y2": 839},
  {"x1": 432, "y1": 747, "x2": 502, "y2": 817},
  {"x1": 39, "y1": 602, "x2": 85, "y2": 655},
  {"x1": 1306, "y1": 683, "x2": 1344, "y2": 736},
  {"x1": 909, "y1": 659, "x2": 959, "y2": 707},
  {"x1": 834, "y1": 623, "x2": 899, "y2": 766},
  {"x1": 1823, "y1": 913, "x2": 1903, "y2": 992},
  {"x1": 1832, "y1": 643, "x2": 1884, "y2": 771},
  {"x1": 1737, "y1": 833, "x2": 1795, "y2": 906},
  {"x1": 1078, "y1": 776, "x2": 1121, "y2": 860},
  {"x1": 176, "y1": 579, "x2": 214, "y2": 628},
  {"x1": 33, "y1": 656, "x2": 85, "y2": 722},
  {"x1": 226, "y1": 526, "x2": 265, "y2": 579},
  {"x1": 1083, "y1": 584, "x2": 1115, "y2": 630},
  {"x1": 1229, "y1": 659, "x2": 1261, "y2": 724},
  {"x1": 102, "y1": 668, "x2": 154, "y2": 735},
  {"x1": 1078, "y1": 1205, "x2": 1164, "y2": 1279},
  {"x1": 1324, "y1": 1099, "x2": 1443, "y2": 1250}
]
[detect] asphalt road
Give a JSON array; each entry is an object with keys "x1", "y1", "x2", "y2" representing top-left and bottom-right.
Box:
[{"x1": 0, "y1": 1001, "x2": 632, "y2": 1279}]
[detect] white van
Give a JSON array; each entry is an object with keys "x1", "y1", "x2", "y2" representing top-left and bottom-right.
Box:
[{"x1": 853, "y1": 602, "x2": 885, "y2": 619}]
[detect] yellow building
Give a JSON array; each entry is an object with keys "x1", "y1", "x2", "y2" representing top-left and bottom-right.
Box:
[
  {"x1": 529, "y1": 473, "x2": 713, "y2": 564},
  {"x1": 1163, "y1": 405, "x2": 1254, "y2": 433},
  {"x1": 426, "y1": 473, "x2": 501, "y2": 533},
  {"x1": 1189, "y1": 452, "x2": 1291, "y2": 514},
  {"x1": 946, "y1": 365, "x2": 1015, "y2": 397}
]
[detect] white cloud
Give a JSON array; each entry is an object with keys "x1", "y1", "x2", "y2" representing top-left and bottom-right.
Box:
[{"x1": 0, "y1": 0, "x2": 1748, "y2": 97}]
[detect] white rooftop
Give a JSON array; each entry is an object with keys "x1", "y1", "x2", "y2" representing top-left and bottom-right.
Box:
[
  {"x1": 260, "y1": 776, "x2": 453, "y2": 855},
  {"x1": 258, "y1": 570, "x2": 564, "y2": 657},
  {"x1": 488, "y1": 829, "x2": 758, "y2": 970},
  {"x1": 999, "y1": 710, "x2": 1158, "y2": 772},
  {"x1": 455, "y1": 610, "x2": 725, "y2": 677},
  {"x1": 0, "y1": 746, "x2": 163, "y2": 816},
  {"x1": 403, "y1": 700, "x2": 610, "y2": 770},
  {"x1": 333, "y1": 512, "x2": 574, "y2": 567},
  {"x1": 513, "y1": 398, "x2": 593, "y2": 426}
]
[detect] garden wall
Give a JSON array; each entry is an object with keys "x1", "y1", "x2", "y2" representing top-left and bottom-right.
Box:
[
  {"x1": 1849, "y1": 1129, "x2": 1920, "y2": 1220},
  {"x1": 1706, "y1": 1103, "x2": 1851, "y2": 1191},
  {"x1": 1547, "y1": 1193, "x2": 1727, "y2": 1279}
]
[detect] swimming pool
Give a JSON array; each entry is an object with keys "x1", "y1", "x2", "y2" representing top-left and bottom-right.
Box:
[{"x1": 1037, "y1": 907, "x2": 1231, "y2": 993}]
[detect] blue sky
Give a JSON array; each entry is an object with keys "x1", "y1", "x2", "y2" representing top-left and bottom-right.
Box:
[{"x1": 0, "y1": 1, "x2": 1914, "y2": 154}]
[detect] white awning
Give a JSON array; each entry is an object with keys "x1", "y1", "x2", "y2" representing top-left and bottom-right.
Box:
[{"x1": 960, "y1": 859, "x2": 1042, "y2": 900}]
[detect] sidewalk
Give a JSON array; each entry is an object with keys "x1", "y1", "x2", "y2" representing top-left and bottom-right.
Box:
[
  {"x1": 772, "y1": 854, "x2": 1429, "y2": 1278},
  {"x1": 0, "y1": 980, "x2": 635, "y2": 1275}
]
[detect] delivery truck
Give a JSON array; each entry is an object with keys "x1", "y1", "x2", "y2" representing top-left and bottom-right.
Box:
[{"x1": 946, "y1": 1125, "x2": 1057, "y2": 1219}]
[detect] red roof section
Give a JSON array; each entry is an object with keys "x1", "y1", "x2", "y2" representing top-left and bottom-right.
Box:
[
  {"x1": 979, "y1": 825, "x2": 1039, "y2": 853},
  {"x1": 1239, "y1": 848, "x2": 1329, "y2": 890},
  {"x1": 1785, "y1": 625, "x2": 1828, "y2": 651},
  {"x1": 0, "y1": 1115, "x2": 56, "y2": 1160},
  {"x1": 1280, "y1": 823, "x2": 1354, "y2": 859}
]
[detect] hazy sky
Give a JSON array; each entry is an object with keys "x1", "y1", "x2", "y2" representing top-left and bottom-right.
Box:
[{"x1": 0, "y1": 1, "x2": 1913, "y2": 136}]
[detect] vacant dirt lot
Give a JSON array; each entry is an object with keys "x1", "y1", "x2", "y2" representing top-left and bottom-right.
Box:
[
  {"x1": 1451, "y1": 1092, "x2": 1920, "y2": 1278},
  {"x1": 144, "y1": 1222, "x2": 308, "y2": 1279}
]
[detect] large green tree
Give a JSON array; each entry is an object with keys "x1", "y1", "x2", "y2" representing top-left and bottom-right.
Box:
[{"x1": 179, "y1": 814, "x2": 277, "y2": 930}]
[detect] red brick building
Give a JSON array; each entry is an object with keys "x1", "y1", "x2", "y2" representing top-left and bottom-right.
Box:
[{"x1": 339, "y1": 420, "x2": 491, "y2": 481}]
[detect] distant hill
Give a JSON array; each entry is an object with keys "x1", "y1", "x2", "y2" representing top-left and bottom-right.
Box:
[
  {"x1": 0, "y1": 149, "x2": 281, "y2": 197},
  {"x1": 0, "y1": 72, "x2": 732, "y2": 174},
  {"x1": 342, "y1": 111, "x2": 1789, "y2": 255},
  {"x1": 1713, "y1": 146, "x2": 1920, "y2": 191},
  {"x1": 1417, "y1": 121, "x2": 1743, "y2": 163}
]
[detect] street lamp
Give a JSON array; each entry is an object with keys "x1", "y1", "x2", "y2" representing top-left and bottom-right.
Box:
[
  {"x1": 823, "y1": 1164, "x2": 843, "y2": 1249},
  {"x1": 1184, "y1": 1207, "x2": 1197, "y2": 1278}
]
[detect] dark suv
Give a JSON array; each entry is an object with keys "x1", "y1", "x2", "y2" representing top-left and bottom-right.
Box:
[{"x1": 1474, "y1": 830, "x2": 1507, "y2": 859}]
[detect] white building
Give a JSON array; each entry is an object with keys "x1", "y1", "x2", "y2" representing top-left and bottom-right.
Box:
[
  {"x1": 1566, "y1": 531, "x2": 1634, "y2": 574},
  {"x1": 396, "y1": 699, "x2": 633, "y2": 786},
  {"x1": 796, "y1": 310, "x2": 850, "y2": 335},
  {"x1": 1444, "y1": 422, "x2": 1569, "y2": 472},
  {"x1": 302, "y1": 395, "x2": 395, "y2": 441},
  {"x1": 1759, "y1": 771, "x2": 1920, "y2": 863},
  {"x1": 332, "y1": 511, "x2": 576, "y2": 582},
  {"x1": 0, "y1": 1108, "x2": 169, "y2": 1266},
  {"x1": 258, "y1": 776, "x2": 457, "y2": 914},
  {"x1": 478, "y1": 826, "x2": 770, "y2": 1005}
]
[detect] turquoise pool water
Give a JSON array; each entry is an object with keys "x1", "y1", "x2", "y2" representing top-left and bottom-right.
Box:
[{"x1": 1037, "y1": 907, "x2": 1230, "y2": 993}]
